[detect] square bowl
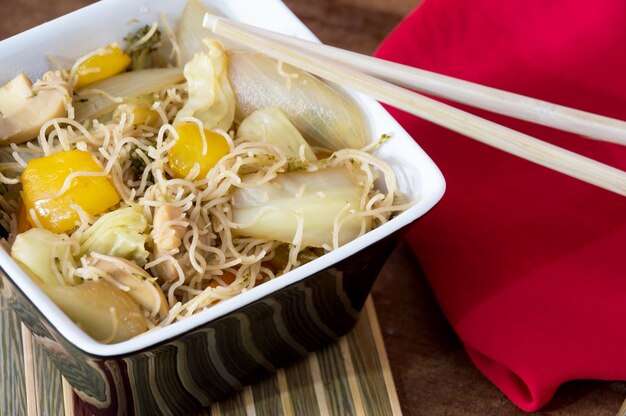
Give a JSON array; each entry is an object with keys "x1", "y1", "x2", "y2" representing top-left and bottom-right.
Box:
[{"x1": 0, "y1": 0, "x2": 445, "y2": 414}]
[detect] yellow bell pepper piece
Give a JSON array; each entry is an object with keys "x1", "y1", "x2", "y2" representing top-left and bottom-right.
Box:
[
  {"x1": 74, "y1": 45, "x2": 131, "y2": 89},
  {"x1": 129, "y1": 104, "x2": 160, "y2": 127},
  {"x1": 16, "y1": 200, "x2": 31, "y2": 234},
  {"x1": 114, "y1": 100, "x2": 160, "y2": 127},
  {"x1": 168, "y1": 123, "x2": 230, "y2": 179},
  {"x1": 21, "y1": 150, "x2": 121, "y2": 233}
]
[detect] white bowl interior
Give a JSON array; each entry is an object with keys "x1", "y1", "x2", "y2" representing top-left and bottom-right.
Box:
[{"x1": 0, "y1": 0, "x2": 445, "y2": 356}]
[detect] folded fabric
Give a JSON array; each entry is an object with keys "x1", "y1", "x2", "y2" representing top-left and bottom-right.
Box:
[{"x1": 375, "y1": 0, "x2": 626, "y2": 411}]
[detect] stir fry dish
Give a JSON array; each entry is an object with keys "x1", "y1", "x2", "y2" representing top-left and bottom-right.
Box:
[{"x1": 0, "y1": 0, "x2": 412, "y2": 343}]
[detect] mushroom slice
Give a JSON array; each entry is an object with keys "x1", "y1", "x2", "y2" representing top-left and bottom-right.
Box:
[
  {"x1": 0, "y1": 72, "x2": 68, "y2": 143},
  {"x1": 0, "y1": 73, "x2": 32, "y2": 109},
  {"x1": 152, "y1": 204, "x2": 187, "y2": 252},
  {"x1": 87, "y1": 254, "x2": 169, "y2": 320},
  {"x1": 151, "y1": 204, "x2": 190, "y2": 282}
]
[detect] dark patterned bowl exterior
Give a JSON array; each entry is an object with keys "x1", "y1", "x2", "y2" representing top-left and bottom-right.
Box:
[{"x1": 0, "y1": 234, "x2": 397, "y2": 415}]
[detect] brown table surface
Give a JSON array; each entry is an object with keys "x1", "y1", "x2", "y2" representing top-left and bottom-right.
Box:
[{"x1": 2, "y1": 1, "x2": 626, "y2": 415}]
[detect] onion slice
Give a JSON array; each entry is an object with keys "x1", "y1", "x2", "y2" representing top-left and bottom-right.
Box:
[
  {"x1": 73, "y1": 68, "x2": 184, "y2": 121},
  {"x1": 177, "y1": 0, "x2": 236, "y2": 64},
  {"x1": 229, "y1": 52, "x2": 369, "y2": 151}
]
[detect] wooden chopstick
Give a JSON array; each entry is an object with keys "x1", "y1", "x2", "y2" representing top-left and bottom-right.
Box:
[
  {"x1": 205, "y1": 16, "x2": 626, "y2": 147},
  {"x1": 204, "y1": 14, "x2": 626, "y2": 197}
]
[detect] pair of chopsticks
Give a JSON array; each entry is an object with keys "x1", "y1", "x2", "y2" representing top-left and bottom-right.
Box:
[{"x1": 203, "y1": 14, "x2": 626, "y2": 197}]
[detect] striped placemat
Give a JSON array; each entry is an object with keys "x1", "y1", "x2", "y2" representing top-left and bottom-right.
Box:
[{"x1": 1, "y1": 295, "x2": 401, "y2": 415}]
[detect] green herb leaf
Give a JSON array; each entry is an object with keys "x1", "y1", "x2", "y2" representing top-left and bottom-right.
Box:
[{"x1": 124, "y1": 25, "x2": 162, "y2": 71}]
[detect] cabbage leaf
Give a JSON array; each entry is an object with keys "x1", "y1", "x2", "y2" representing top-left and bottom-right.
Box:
[
  {"x1": 78, "y1": 207, "x2": 150, "y2": 265},
  {"x1": 231, "y1": 166, "x2": 369, "y2": 247},
  {"x1": 12, "y1": 228, "x2": 77, "y2": 286},
  {"x1": 174, "y1": 40, "x2": 235, "y2": 131},
  {"x1": 237, "y1": 108, "x2": 316, "y2": 161}
]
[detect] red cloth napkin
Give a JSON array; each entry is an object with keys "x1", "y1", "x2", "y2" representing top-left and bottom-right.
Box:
[{"x1": 375, "y1": 0, "x2": 626, "y2": 411}]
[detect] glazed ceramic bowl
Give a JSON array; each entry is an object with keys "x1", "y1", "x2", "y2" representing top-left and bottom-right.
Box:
[{"x1": 0, "y1": 0, "x2": 445, "y2": 414}]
